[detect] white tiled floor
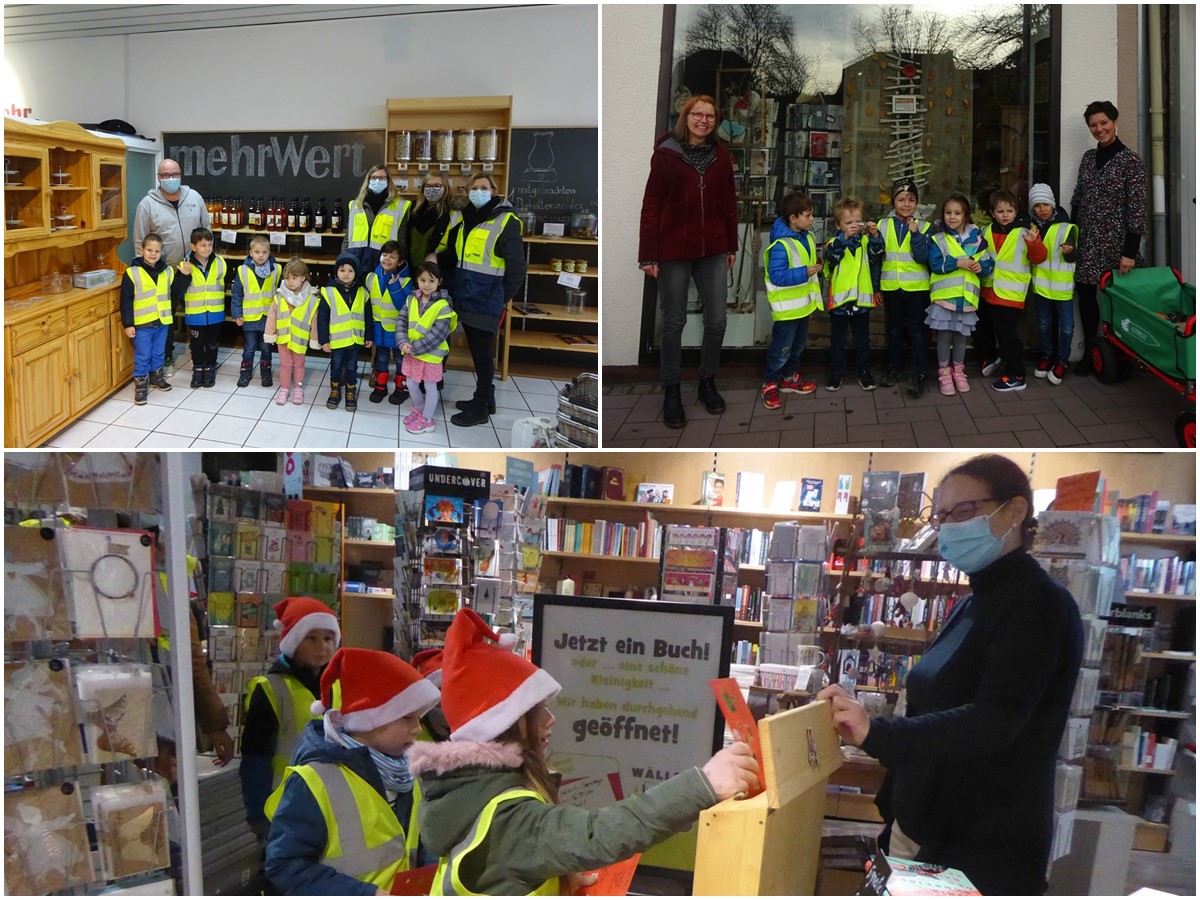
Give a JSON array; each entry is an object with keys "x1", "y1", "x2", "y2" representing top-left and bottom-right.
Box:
[{"x1": 46, "y1": 348, "x2": 568, "y2": 449}]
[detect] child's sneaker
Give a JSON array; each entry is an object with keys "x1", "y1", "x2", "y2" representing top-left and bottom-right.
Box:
[
  {"x1": 1033, "y1": 356, "x2": 1052, "y2": 379},
  {"x1": 991, "y1": 375, "x2": 1026, "y2": 392},
  {"x1": 826, "y1": 373, "x2": 843, "y2": 392},
  {"x1": 274, "y1": 386, "x2": 289, "y2": 405},
  {"x1": 907, "y1": 372, "x2": 927, "y2": 398},
  {"x1": 981, "y1": 358, "x2": 1004, "y2": 377},
  {"x1": 1048, "y1": 362, "x2": 1066, "y2": 386},
  {"x1": 952, "y1": 363, "x2": 970, "y2": 393},
  {"x1": 938, "y1": 366, "x2": 955, "y2": 396},
  {"x1": 760, "y1": 382, "x2": 782, "y2": 410},
  {"x1": 405, "y1": 411, "x2": 436, "y2": 435},
  {"x1": 780, "y1": 373, "x2": 816, "y2": 394},
  {"x1": 292, "y1": 384, "x2": 305, "y2": 405},
  {"x1": 858, "y1": 371, "x2": 876, "y2": 391},
  {"x1": 879, "y1": 366, "x2": 900, "y2": 387}
]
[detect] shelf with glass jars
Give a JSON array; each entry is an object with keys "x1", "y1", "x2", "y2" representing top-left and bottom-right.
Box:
[{"x1": 384, "y1": 96, "x2": 513, "y2": 202}]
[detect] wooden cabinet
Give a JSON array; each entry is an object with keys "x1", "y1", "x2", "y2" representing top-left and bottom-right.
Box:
[
  {"x1": 9, "y1": 337, "x2": 70, "y2": 444},
  {"x1": 3, "y1": 141, "x2": 49, "y2": 240},
  {"x1": 111, "y1": 311, "x2": 134, "y2": 383},
  {"x1": 500, "y1": 236, "x2": 598, "y2": 380},
  {"x1": 68, "y1": 315, "x2": 112, "y2": 410},
  {"x1": 384, "y1": 96, "x2": 513, "y2": 202}
]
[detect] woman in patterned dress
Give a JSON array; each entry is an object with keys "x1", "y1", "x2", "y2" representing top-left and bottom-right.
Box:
[{"x1": 1069, "y1": 100, "x2": 1148, "y2": 375}]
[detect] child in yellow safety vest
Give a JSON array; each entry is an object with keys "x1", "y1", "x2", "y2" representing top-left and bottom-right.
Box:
[
  {"x1": 976, "y1": 189, "x2": 1047, "y2": 392},
  {"x1": 264, "y1": 647, "x2": 440, "y2": 895},
  {"x1": 241, "y1": 596, "x2": 340, "y2": 841},
  {"x1": 265, "y1": 258, "x2": 320, "y2": 406},
  {"x1": 913, "y1": 194, "x2": 994, "y2": 396},
  {"x1": 398, "y1": 262, "x2": 458, "y2": 435},
  {"x1": 171, "y1": 226, "x2": 227, "y2": 389},
  {"x1": 317, "y1": 251, "x2": 374, "y2": 412},
  {"x1": 760, "y1": 192, "x2": 823, "y2": 410},
  {"x1": 823, "y1": 197, "x2": 884, "y2": 392},
  {"x1": 232, "y1": 234, "x2": 280, "y2": 389},
  {"x1": 119, "y1": 232, "x2": 174, "y2": 406},
  {"x1": 408, "y1": 609, "x2": 760, "y2": 896},
  {"x1": 1027, "y1": 183, "x2": 1079, "y2": 386},
  {"x1": 366, "y1": 239, "x2": 414, "y2": 406}
]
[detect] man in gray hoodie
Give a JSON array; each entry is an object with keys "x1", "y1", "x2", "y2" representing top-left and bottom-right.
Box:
[{"x1": 134, "y1": 159, "x2": 211, "y2": 374}]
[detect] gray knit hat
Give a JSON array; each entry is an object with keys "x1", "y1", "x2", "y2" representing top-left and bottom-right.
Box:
[{"x1": 1028, "y1": 183, "x2": 1056, "y2": 211}]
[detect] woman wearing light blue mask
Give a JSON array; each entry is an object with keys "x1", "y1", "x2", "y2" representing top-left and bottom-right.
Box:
[
  {"x1": 436, "y1": 173, "x2": 526, "y2": 427},
  {"x1": 342, "y1": 164, "x2": 412, "y2": 275},
  {"x1": 818, "y1": 453, "x2": 1083, "y2": 896}
]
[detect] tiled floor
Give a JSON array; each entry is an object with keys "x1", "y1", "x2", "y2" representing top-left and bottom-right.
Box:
[
  {"x1": 47, "y1": 348, "x2": 565, "y2": 449},
  {"x1": 604, "y1": 365, "x2": 1193, "y2": 448}
]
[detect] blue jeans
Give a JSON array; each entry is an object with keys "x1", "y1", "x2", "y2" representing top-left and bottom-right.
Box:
[
  {"x1": 241, "y1": 328, "x2": 273, "y2": 365},
  {"x1": 132, "y1": 323, "x2": 168, "y2": 377},
  {"x1": 329, "y1": 346, "x2": 361, "y2": 385},
  {"x1": 829, "y1": 311, "x2": 871, "y2": 377},
  {"x1": 764, "y1": 316, "x2": 810, "y2": 383},
  {"x1": 657, "y1": 254, "x2": 728, "y2": 385},
  {"x1": 883, "y1": 289, "x2": 929, "y2": 375},
  {"x1": 1035, "y1": 293, "x2": 1074, "y2": 362},
  {"x1": 374, "y1": 345, "x2": 402, "y2": 373}
]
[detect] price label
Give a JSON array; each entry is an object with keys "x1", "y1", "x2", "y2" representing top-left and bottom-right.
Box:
[
  {"x1": 556, "y1": 272, "x2": 583, "y2": 289},
  {"x1": 438, "y1": 163, "x2": 450, "y2": 172},
  {"x1": 542, "y1": 222, "x2": 565, "y2": 238},
  {"x1": 303, "y1": 233, "x2": 323, "y2": 248},
  {"x1": 417, "y1": 163, "x2": 429, "y2": 173},
  {"x1": 269, "y1": 232, "x2": 286, "y2": 246},
  {"x1": 481, "y1": 162, "x2": 494, "y2": 173},
  {"x1": 220, "y1": 230, "x2": 237, "y2": 244}
]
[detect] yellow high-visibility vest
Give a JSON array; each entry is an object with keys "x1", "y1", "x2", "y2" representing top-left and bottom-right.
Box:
[
  {"x1": 761, "y1": 235, "x2": 822, "y2": 321},
  {"x1": 825, "y1": 236, "x2": 877, "y2": 310},
  {"x1": 128, "y1": 266, "x2": 173, "y2": 326},
  {"x1": 244, "y1": 673, "x2": 319, "y2": 792},
  {"x1": 455, "y1": 214, "x2": 517, "y2": 278},
  {"x1": 982, "y1": 225, "x2": 1033, "y2": 305},
  {"x1": 406, "y1": 296, "x2": 458, "y2": 363},
  {"x1": 1031, "y1": 223, "x2": 1078, "y2": 301},
  {"x1": 347, "y1": 197, "x2": 412, "y2": 252},
  {"x1": 182, "y1": 256, "x2": 227, "y2": 317},
  {"x1": 929, "y1": 233, "x2": 988, "y2": 310},
  {"x1": 879, "y1": 217, "x2": 932, "y2": 292},
  {"x1": 366, "y1": 270, "x2": 413, "y2": 334},
  {"x1": 237, "y1": 264, "x2": 279, "y2": 323},
  {"x1": 321, "y1": 285, "x2": 367, "y2": 349},
  {"x1": 272, "y1": 291, "x2": 316, "y2": 351}
]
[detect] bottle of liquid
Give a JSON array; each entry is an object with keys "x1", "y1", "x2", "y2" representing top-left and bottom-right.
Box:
[
  {"x1": 271, "y1": 197, "x2": 282, "y2": 232},
  {"x1": 246, "y1": 197, "x2": 256, "y2": 229},
  {"x1": 233, "y1": 196, "x2": 244, "y2": 228},
  {"x1": 263, "y1": 197, "x2": 273, "y2": 231},
  {"x1": 331, "y1": 197, "x2": 344, "y2": 233},
  {"x1": 314, "y1": 197, "x2": 328, "y2": 234},
  {"x1": 287, "y1": 197, "x2": 298, "y2": 232},
  {"x1": 211, "y1": 195, "x2": 223, "y2": 228},
  {"x1": 300, "y1": 197, "x2": 313, "y2": 231}
]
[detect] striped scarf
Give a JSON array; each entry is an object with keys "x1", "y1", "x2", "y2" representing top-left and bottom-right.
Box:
[{"x1": 323, "y1": 712, "x2": 415, "y2": 793}]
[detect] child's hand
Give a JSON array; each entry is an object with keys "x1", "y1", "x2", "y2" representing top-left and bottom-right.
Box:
[
  {"x1": 178, "y1": 259, "x2": 192, "y2": 276},
  {"x1": 124, "y1": 326, "x2": 136, "y2": 339},
  {"x1": 807, "y1": 263, "x2": 822, "y2": 277},
  {"x1": 564, "y1": 872, "x2": 600, "y2": 894},
  {"x1": 364, "y1": 340, "x2": 373, "y2": 349},
  {"x1": 873, "y1": 292, "x2": 883, "y2": 306},
  {"x1": 956, "y1": 257, "x2": 975, "y2": 271},
  {"x1": 235, "y1": 317, "x2": 244, "y2": 326},
  {"x1": 1061, "y1": 243, "x2": 1074, "y2": 255},
  {"x1": 321, "y1": 343, "x2": 331, "y2": 353},
  {"x1": 702, "y1": 741, "x2": 760, "y2": 801},
  {"x1": 907, "y1": 218, "x2": 919, "y2": 233},
  {"x1": 866, "y1": 221, "x2": 880, "y2": 238},
  {"x1": 1022, "y1": 229, "x2": 1038, "y2": 244},
  {"x1": 400, "y1": 343, "x2": 412, "y2": 355}
]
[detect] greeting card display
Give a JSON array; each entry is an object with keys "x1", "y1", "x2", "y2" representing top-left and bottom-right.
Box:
[
  {"x1": 4, "y1": 659, "x2": 85, "y2": 775},
  {"x1": 92, "y1": 782, "x2": 170, "y2": 880},
  {"x1": 59, "y1": 527, "x2": 156, "y2": 638},
  {"x1": 74, "y1": 663, "x2": 156, "y2": 763},
  {"x1": 4, "y1": 784, "x2": 95, "y2": 894},
  {"x1": 426, "y1": 495, "x2": 465, "y2": 525},
  {"x1": 4, "y1": 525, "x2": 72, "y2": 640}
]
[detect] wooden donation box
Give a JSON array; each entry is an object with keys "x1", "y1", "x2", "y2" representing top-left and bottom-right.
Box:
[{"x1": 694, "y1": 701, "x2": 843, "y2": 895}]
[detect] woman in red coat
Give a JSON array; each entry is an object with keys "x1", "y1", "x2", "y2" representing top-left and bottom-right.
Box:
[{"x1": 639, "y1": 95, "x2": 739, "y2": 428}]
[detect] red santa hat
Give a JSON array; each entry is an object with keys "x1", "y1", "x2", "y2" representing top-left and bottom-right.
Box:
[
  {"x1": 411, "y1": 648, "x2": 444, "y2": 688},
  {"x1": 441, "y1": 608, "x2": 560, "y2": 743},
  {"x1": 311, "y1": 648, "x2": 440, "y2": 733},
  {"x1": 273, "y1": 596, "x2": 340, "y2": 660}
]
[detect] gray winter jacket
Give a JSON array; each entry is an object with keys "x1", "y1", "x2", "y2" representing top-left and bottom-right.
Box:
[{"x1": 134, "y1": 185, "x2": 211, "y2": 266}]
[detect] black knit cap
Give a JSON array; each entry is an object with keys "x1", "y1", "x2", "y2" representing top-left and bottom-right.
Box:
[{"x1": 891, "y1": 179, "x2": 919, "y2": 203}]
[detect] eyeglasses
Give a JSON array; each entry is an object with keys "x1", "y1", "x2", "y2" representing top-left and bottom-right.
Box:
[
  {"x1": 931, "y1": 498, "x2": 1000, "y2": 529},
  {"x1": 689, "y1": 112, "x2": 717, "y2": 121},
  {"x1": 158, "y1": 172, "x2": 180, "y2": 179}
]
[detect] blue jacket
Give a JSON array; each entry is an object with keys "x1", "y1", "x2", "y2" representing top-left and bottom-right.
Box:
[
  {"x1": 169, "y1": 251, "x2": 226, "y2": 326},
  {"x1": 264, "y1": 720, "x2": 429, "y2": 895},
  {"x1": 766, "y1": 216, "x2": 815, "y2": 288},
  {"x1": 230, "y1": 253, "x2": 279, "y2": 328},
  {"x1": 825, "y1": 229, "x2": 884, "y2": 314},
  {"x1": 368, "y1": 261, "x2": 414, "y2": 348}
]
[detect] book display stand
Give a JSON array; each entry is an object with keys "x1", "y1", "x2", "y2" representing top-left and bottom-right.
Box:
[{"x1": 694, "y1": 700, "x2": 842, "y2": 895}]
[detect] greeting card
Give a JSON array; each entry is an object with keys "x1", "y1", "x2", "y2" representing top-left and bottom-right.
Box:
[
  {"x1": 4, "y1": 784, "x2": 94, "y2": 893},
  {"x1": 59, "y1": 527, "x2": 156, "y2": 638},
  {"x1": 92, "y1": 782, "x2": 170, "y2": 880},
  {"x1": 74, "y1": 664, "x2": 156, "y2": 763},
  {"x1": 4, "y1": 659, "x2": 85, "y2": 775},
  {"x1": 4, "y1": 525, "x2": 72, "y2": 640}
]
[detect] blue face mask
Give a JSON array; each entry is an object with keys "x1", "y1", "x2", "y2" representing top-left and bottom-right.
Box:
[
  {"x1": 368, "y1": 178, "x2": 388, "y2": 194},
  {"x1": 159, "y1": 177, "x2": 181, "y2": 193},
  {"x1": 469, "y1": 189, "x2": 492, "y2": 208},
  {"x1": 937, "y1": 499, "x2": 1015, "y2": 574}
]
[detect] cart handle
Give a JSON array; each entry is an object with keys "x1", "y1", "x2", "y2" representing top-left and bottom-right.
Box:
[
  {"x1": 1099, "y1": 266, "x2": 1185, "y2": 290},
  {"x1": 1182, "y1": 314, "x2": 1196, "y2": 339}
]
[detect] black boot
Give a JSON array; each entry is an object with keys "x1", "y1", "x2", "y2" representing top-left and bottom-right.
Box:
[
  {"x1": 369, "y1": 372, "x2": 389, "y2": 403},
  {"x1": 149, "y1": 367, "x2": 172, "y2": 391},
  {"x1": 697, "y1": 376, "x2": 725, "y2": 414},
  {"x1": 663, "y1": 383, "x2": 685, "y2": 429},
  {"x1": 237, "y1": 361, "x2": 253, "y2": 388},
  {"x1": 344, "y1": 379, "x2": 358, "y2": 411},
  {"x1": 450, "y1": 397, "x2": 490, "y2": 427},
  {"x1": 326, "y1": 381, "x2": 342, "y2": 409},
  {"x1": 389, "y1": 374, "x2": 408, "y2": 405},
  {"x1": 260, "y1": 360, "x2": 273, "y2": 387},
  {"x1": 455, "y1": 384, "x2": 496, "y2": 415},
  {"x1": 1074, "y1": 340, "x2": 1095, "y2": 376},
  {"x1": 190, "y1": 366, "x2": 204, "y2": 389},
  {"x1": 203, "y1": 363, "x2": 217, "y2": 388},
  {"x1": 133, "y1": 376, "x2": 149, "y2": 406}
]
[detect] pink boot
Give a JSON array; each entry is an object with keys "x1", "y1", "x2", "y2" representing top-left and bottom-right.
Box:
[
  {"x1": 938, "y1": 365, "x2": 955, "y2": 396},
  {"x1": 952, "y1": 363, "x2": 970, "y2": 392}
]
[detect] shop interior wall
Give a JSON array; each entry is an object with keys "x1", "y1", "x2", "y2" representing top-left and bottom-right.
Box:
[{"x1": 3, "y1": 5, "x2": 597, "y2": 138}]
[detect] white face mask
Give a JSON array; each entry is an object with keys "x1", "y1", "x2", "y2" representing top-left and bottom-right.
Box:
[
  {"x1": 368, "y1": 178, "x2": 388, "y2": 194},
  {"x1": 469, "y1": 189, "x2": 492, "y2": 208}
]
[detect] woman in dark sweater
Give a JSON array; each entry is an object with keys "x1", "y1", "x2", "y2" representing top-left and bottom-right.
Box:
[
  {"x1": 819, "y1": 454, "x2": 1083, "y2": 896},
  {"x1": 1070, "y1": 100, "x2": 1147, "y2": 375},
  {"x1": 638, "y1": 94, "x2": 739, "y2": 428}
]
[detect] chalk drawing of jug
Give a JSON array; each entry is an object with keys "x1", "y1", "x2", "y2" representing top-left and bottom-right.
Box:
[{"x1": 523, "y1": 131, "x2": 558, "y2": 183}]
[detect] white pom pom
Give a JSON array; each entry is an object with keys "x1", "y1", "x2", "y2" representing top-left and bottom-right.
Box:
[
  {"x1": 311, "y1": 700, "x2": 325, "y2": 716},
  {"x1": 498, "y1": 632, "x2": 518, "y2": 651},
  {"x1": 273, "y1": 619, "x2": 283, "y2": 630}
]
